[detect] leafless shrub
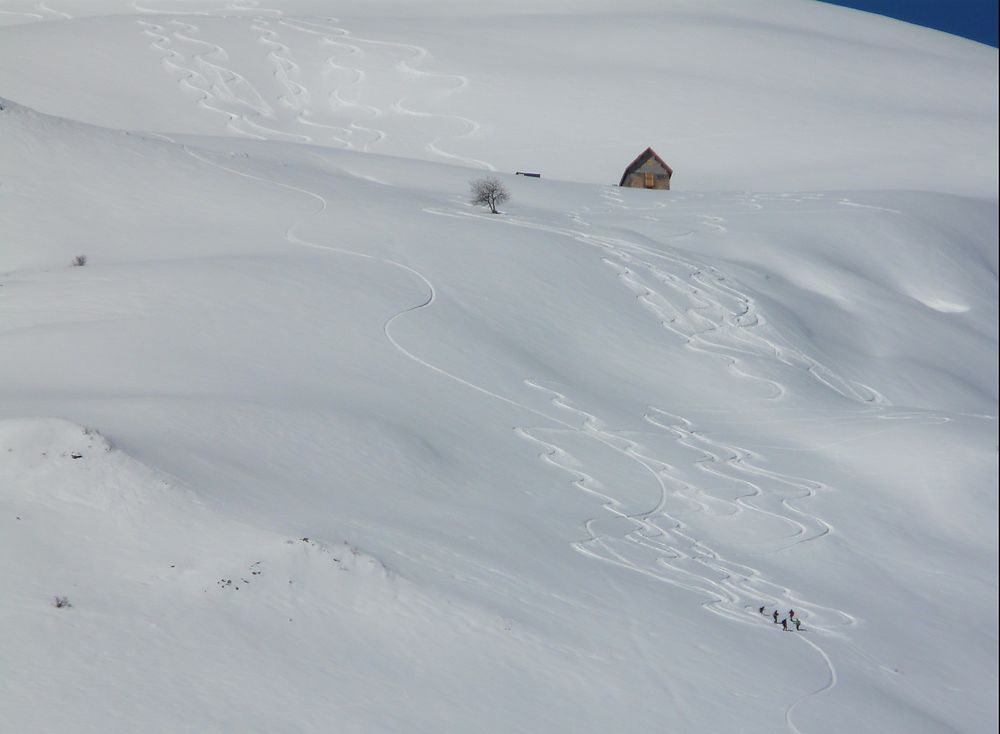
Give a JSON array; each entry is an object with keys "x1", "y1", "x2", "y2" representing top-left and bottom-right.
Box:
[
  {"x1": 53, "y1": 596, "x2": 72, "y2": 609},
  {"x1": 72, "y1": 255, "x2": 87, "y2": 267},
  {"x1": 470, "y1": 177, "x2": 510, "y2": 214}
]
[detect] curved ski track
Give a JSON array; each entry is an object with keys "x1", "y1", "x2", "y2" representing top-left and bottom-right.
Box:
[
  {"x1": 134, "y1": 6, "x2": 491, "y2": 168},
  {"x1": 21, "y1": 6, "x2": 984, "y2": 731},
  {"x1": 274, "y1": 18, "x2": 385, "y2": 151},
  {"x1": 425, "y1": 202, "x2": 888, "y2": 407},
  {"x1": 423, "y1": 199, "x2": 887, "y2": 730},
  {"x1": 0, "y1": 0, "x2": 71, "y2": 24},
  {"x1": 124, "y1": 6, "x2": 867, "y2": 728},
  {"x1": 277, "y1": 16, "x2": 492, "y2": 170},
  {"x1": 514, "y1": 383, "x2": 845, "y2": 732}
]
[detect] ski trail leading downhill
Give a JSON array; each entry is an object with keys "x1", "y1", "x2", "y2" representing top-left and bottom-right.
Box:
[
  {"x1": 425, "y1": 204, "x2": 889, "y2": 407},
  {"x1": 785, "y1": 633, "x2": 838, "y2": 734},
  {"x1": 278, "y1": 16, "x2": 493, "y2": 169},
  {"x1": 170, "y1": 135, "x2": 845, "y2": 734},
  {"x1": 134, "y1": 9, "x2": 491, "y2": 166},
  {"x1": 175, "y1": 143, "x2": 567, "y2": 433},
  {"x1": 515, "y1": 384, "x2": 848, "y2": 733}
]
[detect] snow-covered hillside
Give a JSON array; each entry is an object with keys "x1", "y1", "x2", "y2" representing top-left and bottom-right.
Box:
[{"x1": 1, "y1": 2, "x2": 996, "y2": 733}]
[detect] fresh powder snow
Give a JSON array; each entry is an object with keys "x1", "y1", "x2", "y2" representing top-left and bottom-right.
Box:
[{"x1": 0, "y1": 2, "x2": 996, "y2": 733}]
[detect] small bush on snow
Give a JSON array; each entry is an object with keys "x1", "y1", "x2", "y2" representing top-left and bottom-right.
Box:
[{"x1": 470, "y1": 177, "x2": 510, "y2": 214}]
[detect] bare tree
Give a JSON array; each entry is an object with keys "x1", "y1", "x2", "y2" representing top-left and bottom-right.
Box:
[
  {"x1": 470, "y1": 177, "x2": 510, "y2": 214},
  {"x1": 72, "y1": 254, "x2": 87, "y2": 267}
]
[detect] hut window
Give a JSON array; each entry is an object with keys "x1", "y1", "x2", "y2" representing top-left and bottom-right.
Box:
[{"x1": 644, "y1": 172, "x2": 655, "y2": 188}]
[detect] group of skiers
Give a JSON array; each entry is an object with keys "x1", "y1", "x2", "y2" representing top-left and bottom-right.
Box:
[{"x1": 758, "y1": 605, "x2": 803, "y2": 632}]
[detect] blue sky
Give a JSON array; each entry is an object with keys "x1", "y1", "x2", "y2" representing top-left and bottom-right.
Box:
[{"x1": 818, "y1": 0, "x2": 999, "y2": 46}]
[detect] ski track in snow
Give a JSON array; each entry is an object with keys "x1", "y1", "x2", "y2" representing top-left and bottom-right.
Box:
[
  {"x1": 642, "y1": 407, "x2": 833, "y2": 550},
  {"x1": 120, "y1": 121, "x2": 868, "y2": 734},
  {"x1": 112, "y1": 10, "x2": 894, "y2": 727},
  {"x1": 6, "y1": 7, "x2": 993, "y2": 733},
  {"x1": 168, "y1": 143, "x2": 568, "y2": 436},
  {"x1": 137, "y1": 18, "x2": 275, "y2": 140},
  {"x1": 281, "y1": 16, "x2": 493, "y2": 169},
  {"x1": 514, "y1": 393, "x2": 845, "y2": 734},
  {"x1": 249, "y1": 18, "x2": 368, "y2": 147},
  {"x1": 132, "y1": 6, "x2": 491, "y2": 168},
  {"x1": 164, "y1": 136, "x2": 852, "y2": 654},
  {"x1": 425, "y1": 200, "x2": 889, "y2": 407},
  {"x1": 785, "y1": 633, "x2": 839, "y2": 734},
  {"x1": 276, "y1": 17, "x2": 385, "y2": 151},
  {"x1": 35, "y1": 1, "x2": 71, "y2": 20},
  {"x1": 514, "y1": 384, "x2": 855, "y2": 626},
  {"x1": 422, "y1": 196, "x2": 904, "y2": 730},
  {"x1": 69, "y1": 99, "x2": 890, "y2": 734},
  {"x1": 0, "y1": 1, "x2": 72, "y2": 23}
]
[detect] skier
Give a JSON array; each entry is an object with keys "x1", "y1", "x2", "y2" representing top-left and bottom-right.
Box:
[
  {"x1": 793, "y1": 618, "x2": 802, "y2": 631},
  {"x1": 788, "y1": 609, "x2": 795, "y2": 620},
  {"x1": 759, "y1": 606, "x2": 766, "y2": 615},
  {"x1": 781, "y1": 618, "x2": 788, "y2": 631},
  {"x1": 772, "y1": 610, "x2": 779, "y2": 624}
]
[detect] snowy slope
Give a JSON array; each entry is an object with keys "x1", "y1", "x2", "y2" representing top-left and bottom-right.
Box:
[
  {"x1": 1, "y1": 2, "x2": 997, "y2": 733},
  {"x1": 1, "y1": 0, "x2": 996, "y2": 194}
]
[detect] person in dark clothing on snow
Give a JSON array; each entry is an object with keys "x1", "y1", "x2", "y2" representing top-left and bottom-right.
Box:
[
  {"x1": 789, "y1": 609, "x2": 795, "y2": 620},
  {"x1": 772, "y1": 610, "x2": 779, "y2": 624},
  {"x1": 759, "y1": 606, "x2": 766, "y2": 615},
  {"x1": 781, "y1": 618, "x2": 788, "y2": 631},
  {"x1": 793, "y1": 618, "x2": 802, "y2": 631}
]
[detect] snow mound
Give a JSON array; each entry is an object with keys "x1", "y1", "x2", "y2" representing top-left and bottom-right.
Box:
[
  {"x1": 0, "y1": 417, "x2": 112, "y2": 457},
  {"x1": 0, "y1": 417, "x2": 582, "y2": 734},
  {"x1": 0, "y1": 417, "x2": 405, "y2": 611}
]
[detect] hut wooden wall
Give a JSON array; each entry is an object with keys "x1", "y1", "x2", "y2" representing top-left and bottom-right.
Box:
[{"x1": 622, "y1": 157, "x2": 671, "y2": 189}]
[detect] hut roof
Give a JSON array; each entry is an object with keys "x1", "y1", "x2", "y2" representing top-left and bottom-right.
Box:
[{"x1": 619, "y1": 147, "x2": 673, "y2": 186}]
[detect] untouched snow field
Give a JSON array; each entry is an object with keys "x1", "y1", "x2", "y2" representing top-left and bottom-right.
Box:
[{"x1": 1, "y1": 2, "x2": 997, "y2": 733}]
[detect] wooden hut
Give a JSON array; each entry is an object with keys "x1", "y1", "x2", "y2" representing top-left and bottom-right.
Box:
[{"x1": 619, "y1": 147, "x2": 672, "y2": 190}]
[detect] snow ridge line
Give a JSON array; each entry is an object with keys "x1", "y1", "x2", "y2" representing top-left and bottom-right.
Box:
[
  {"x1": 133, "y1": 0, "x2": 283, "y2": 17},
  {"x1": 0, "y1": 9, "x2": 44, "y2": 24},
  {"x1": 229, "y1": 0, "x2": 282, "y2": 16},
  {"x1": 131, "y1": 1, "x2": 214, "y2": 17}
]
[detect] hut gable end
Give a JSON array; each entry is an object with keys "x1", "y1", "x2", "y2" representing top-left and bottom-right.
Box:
[{"x1": 619, "y1": 147, "x2": 672, "y2": 190}]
